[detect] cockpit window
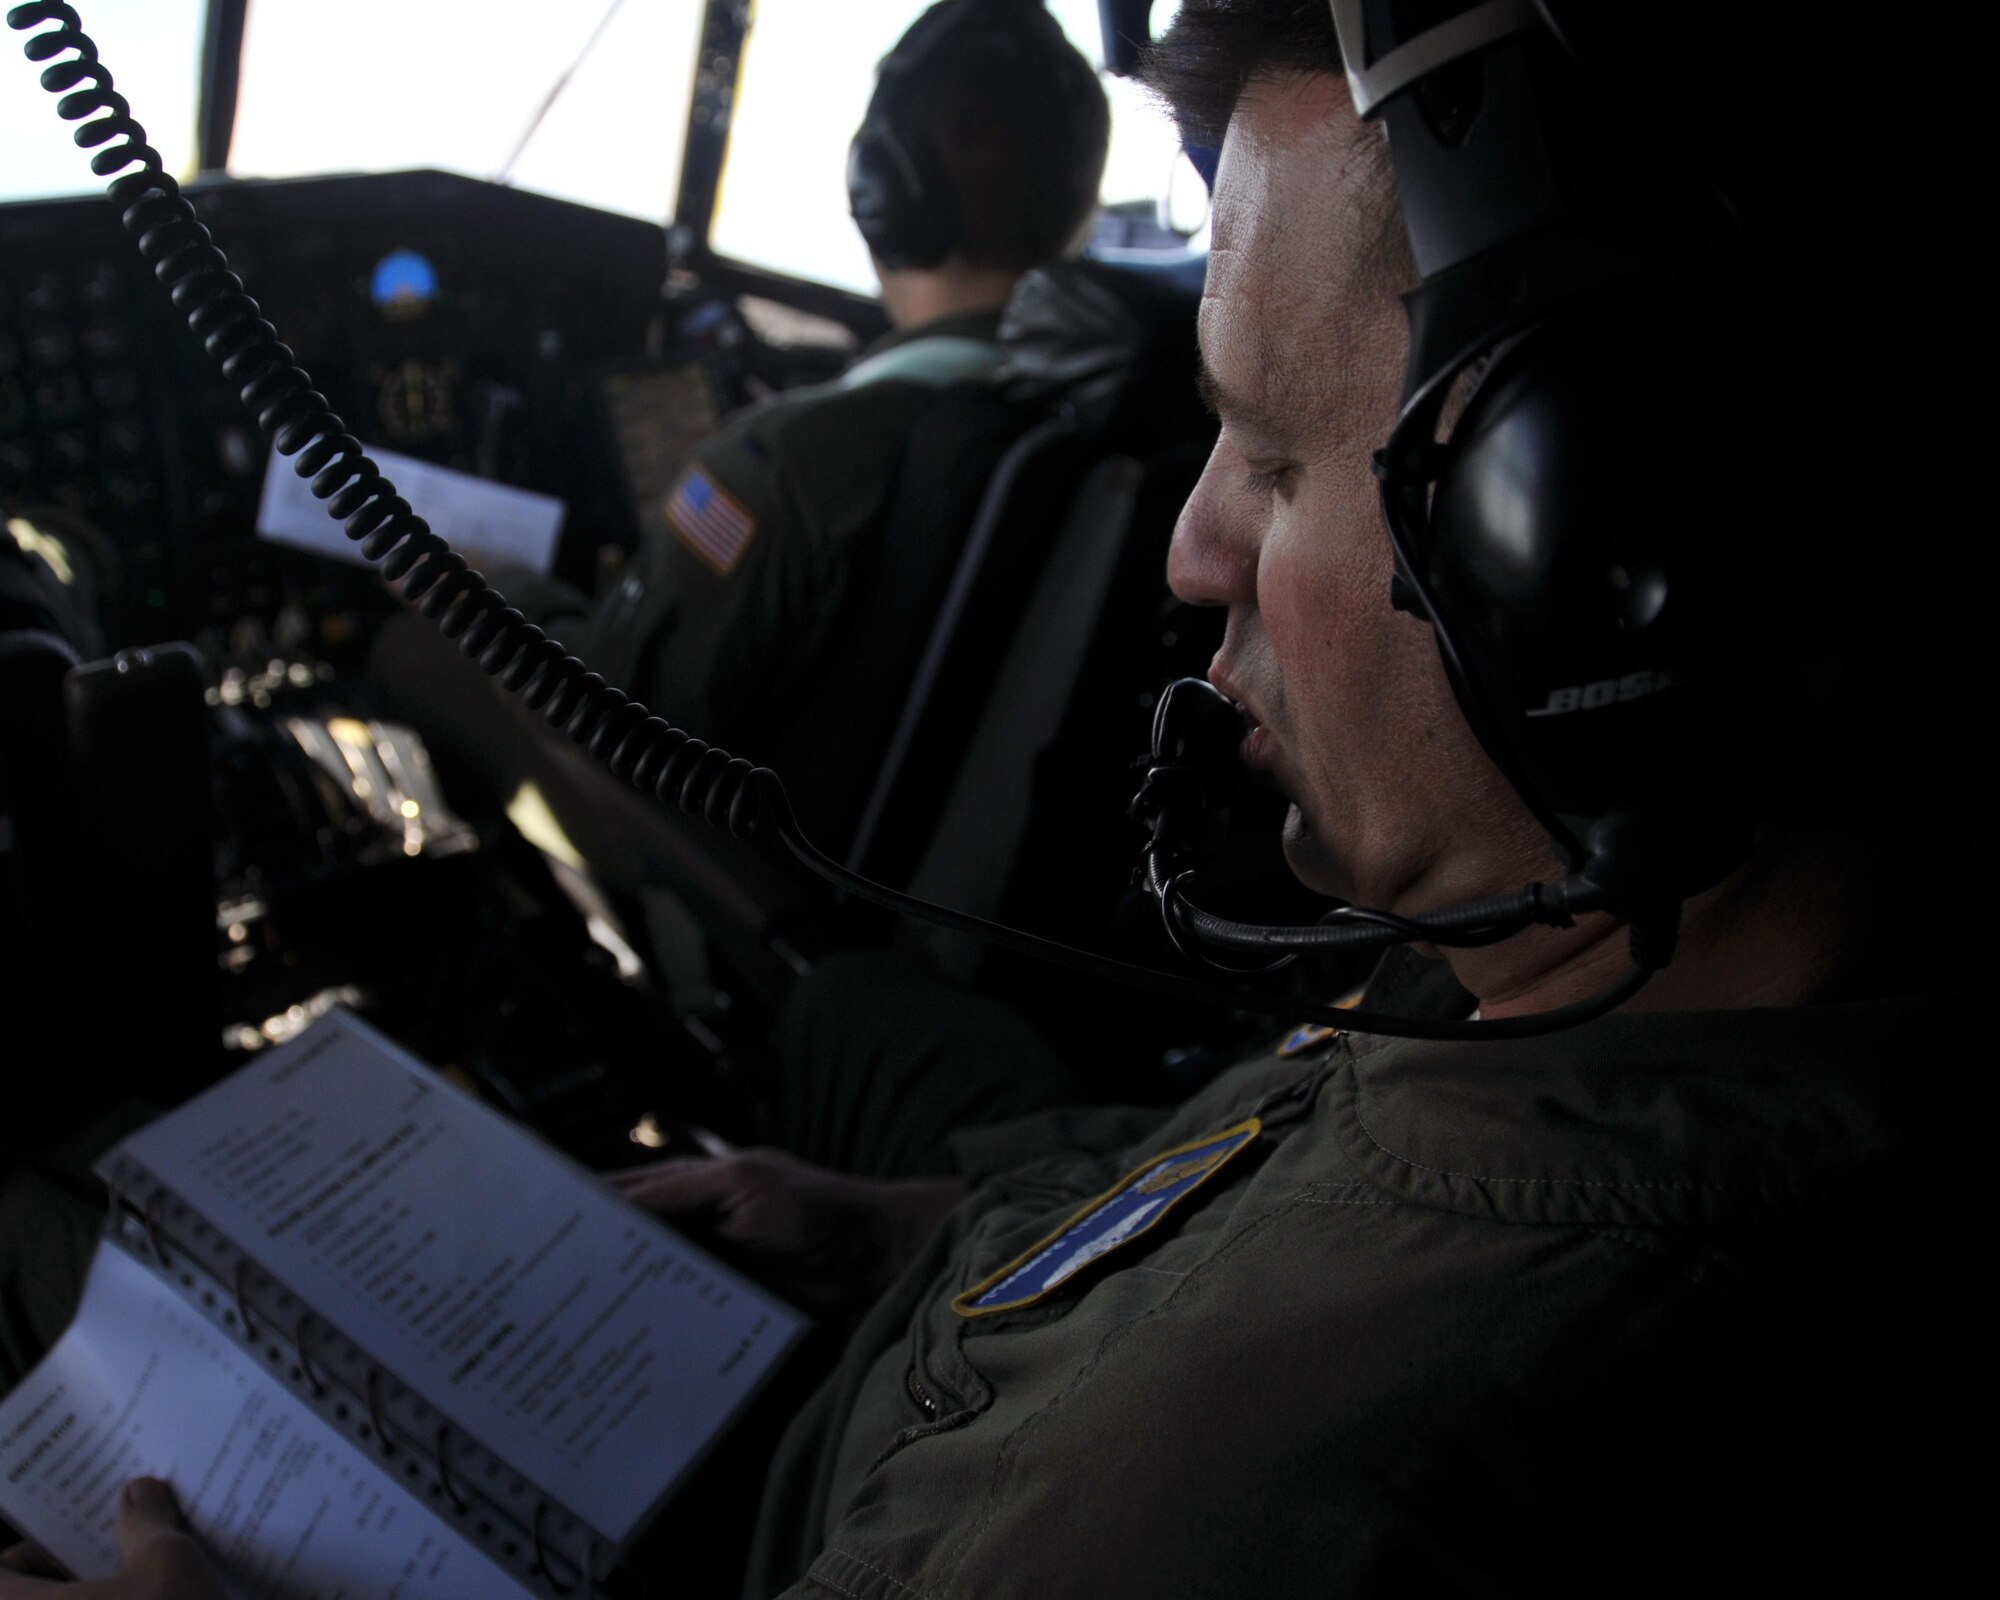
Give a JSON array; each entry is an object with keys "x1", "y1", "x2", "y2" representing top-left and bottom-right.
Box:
[
  {"x1": 0, "y1": 0, "x2": 204, "y2": 203},
  {"x1": 712, "y1": 0, "x2": 1202, "y2": 296},
  {"x1": 1, "y1": 2, "x2": 1201, "y2": 286},
  {"x1": 1046, "y1": 1, "x2": 1211, "y2": 252},
  {"x1": 709, "y1": 0, "x2": 934, "y2": 295},
  {"x1": 227, "y1": 0, "x2": 700, "y2": 224}
]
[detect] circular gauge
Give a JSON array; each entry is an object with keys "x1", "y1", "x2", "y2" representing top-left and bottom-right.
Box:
[
  {"x1": 370, "y1": 249, "x2": 441, "y2": 323},
  {"x1": 378, "y1": 360, "x2": 456, "y2": 441}
]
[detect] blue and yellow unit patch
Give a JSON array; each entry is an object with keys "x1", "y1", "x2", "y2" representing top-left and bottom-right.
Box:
[
  {"x1": 952, "y1": 1119, "x2": 1262, "y2": 1318},
  {"x1": 664, "y1": 466, "x2": 756, "y2": 575}
]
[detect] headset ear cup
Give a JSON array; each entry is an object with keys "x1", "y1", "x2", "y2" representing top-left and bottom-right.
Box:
[
  {"x1": 848, "y1": 0, "x2": 974, "y2": 273},
  {"x1": 847, "y1": 126, "x2": 901, "y2": 252},
  {"x1": 1418, "y1": 297, "x2": 1760, "y2": 893},
  {"x1": 850, "y1": 115, "x2": 956, "y2": 271}
]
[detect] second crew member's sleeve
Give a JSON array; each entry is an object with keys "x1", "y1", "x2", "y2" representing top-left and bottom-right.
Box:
[
  {"x1": 567, "y1": 393, "x2": 901, "y2": 753},
  {"x1": 563, "y1": 413, "x2": 789, "y2": 740}
]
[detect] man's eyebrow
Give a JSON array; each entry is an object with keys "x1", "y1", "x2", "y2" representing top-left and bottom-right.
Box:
[{"x1": 1195, "y1": 349, "x2": 1291, "y2": 443}]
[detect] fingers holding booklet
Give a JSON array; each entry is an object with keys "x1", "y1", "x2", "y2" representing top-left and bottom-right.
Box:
[
  {"x1": 0, "y1": 1012, "x2": 808, "y2": 1598},
  {"x1": 0, "y1": 1246, "x2": 513, "y2": 1598},
  {"x1": 612, "y1": 1151, "x2": 967, "y2": 1320},
  {"x1": 0, "y1": 1478, "x2": 218, "y2": 1599}
]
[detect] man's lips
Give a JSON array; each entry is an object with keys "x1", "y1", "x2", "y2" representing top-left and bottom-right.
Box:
[
  {"x1": 1207, "y1": 668, "x2": 1278, "y2": 772},
  {"x1": 1240, "y1": 721, "x2": 1277, "y2": 768}
]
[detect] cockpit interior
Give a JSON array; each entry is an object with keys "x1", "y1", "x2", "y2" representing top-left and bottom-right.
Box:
[{"x1": 2, "y1": 0, "x2": 1327, "y2": 1173}]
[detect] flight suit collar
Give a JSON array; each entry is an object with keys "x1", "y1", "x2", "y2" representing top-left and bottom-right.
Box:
[
  {"x1": 1325, "y1": 996, "x2": 1946, "y2": 1232},
  {"x1": 861, "y1": 305, "x2": 1005, "y2": 359}
]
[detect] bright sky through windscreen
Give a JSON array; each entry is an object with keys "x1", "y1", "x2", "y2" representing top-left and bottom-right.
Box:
[
  {"x1": 229, "y1": 0, "x2": 701, "y2": 223},
  {"x1": 1, "y1": 1, "x2": 1195, "y2": 297},
  {"x1": 713, "y1": 0, "x2": 1193, "y2": 294}
]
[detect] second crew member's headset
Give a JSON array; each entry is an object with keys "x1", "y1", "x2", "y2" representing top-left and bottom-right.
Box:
[
  {"x1": 847, "y1": 0, "x2": 1070, "y2": 271},
  {"x1": 6, "y1": 0, "x2": 1788, "y2": 1040}
]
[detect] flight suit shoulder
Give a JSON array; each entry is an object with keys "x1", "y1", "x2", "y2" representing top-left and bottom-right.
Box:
[
  {"x1": 601, "y1": 376, "x2": 950, "y2": 736},
  {"x1": 704, "y1": 376, "x2": 943, "y2": 553},
  {"x1": 643, "y1": 376, "x2": 902, "y2": 581}
]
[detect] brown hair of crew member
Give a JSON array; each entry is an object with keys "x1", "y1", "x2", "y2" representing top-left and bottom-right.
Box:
[{"x1": 901, "y1": 7, "x2": 1111, "y2": 270}]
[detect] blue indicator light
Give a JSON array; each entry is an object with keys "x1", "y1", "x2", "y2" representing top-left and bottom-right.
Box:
[{"x1": 370, "y1": 249, "x2": 439, "y2": 315}]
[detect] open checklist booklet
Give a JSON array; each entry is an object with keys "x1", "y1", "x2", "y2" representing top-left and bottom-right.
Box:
[{"x1": 0, "y1": 1012, "x2": 806, "y2": 1598}]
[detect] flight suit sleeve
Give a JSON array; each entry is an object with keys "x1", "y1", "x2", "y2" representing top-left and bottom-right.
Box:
[
  {"x1": 558, "y1": 409, "x2": 787, "y2": 738},
  {"x1": 565, "y1": 389, "x2": 903, "y2": 754}
]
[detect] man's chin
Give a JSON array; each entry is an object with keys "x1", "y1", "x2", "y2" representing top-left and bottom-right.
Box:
[{"x1": 1279, "y1": 802, "x2": 1354, "y2": 902}]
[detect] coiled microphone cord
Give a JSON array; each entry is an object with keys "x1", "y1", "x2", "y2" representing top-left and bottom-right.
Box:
[{"x1": 10, "y1": 0, "x2": 1654, "y2": 1040}]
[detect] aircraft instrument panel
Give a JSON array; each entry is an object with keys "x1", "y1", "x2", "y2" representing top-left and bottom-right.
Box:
[{"x1": 1, "y1": 169, "x2": 668, "y2": 647}]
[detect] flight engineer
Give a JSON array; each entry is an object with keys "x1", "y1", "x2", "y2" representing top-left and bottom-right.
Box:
[
  {"x1": 0, "y1": 1, "x2": 1957, "y2": 1596},
  {"x1": 540, "y1": 0, "x2": 1111, "y2": 755}
]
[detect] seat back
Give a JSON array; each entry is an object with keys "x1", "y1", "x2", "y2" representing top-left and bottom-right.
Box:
[
  {"x1": 737, "y1": 378, "x2": 1037, "y2": 852},
  {"x1": 680, "y1": 264, "x2": 1214, "y2": 989},
  {"x1": 845, "y1": 414, "x2": 1100, "y2": 881},
  {"x1": 901, "y1": 451, "x2": 1145, "y2": 977}
]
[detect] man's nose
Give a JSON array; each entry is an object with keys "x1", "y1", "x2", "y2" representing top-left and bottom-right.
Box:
[{"x1": 1167, "y1": 440, "x2": 1259, "y2": 608}]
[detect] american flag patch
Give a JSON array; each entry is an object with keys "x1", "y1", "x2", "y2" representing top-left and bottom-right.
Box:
[{"x1": 664, "y1": 466, "x2": 757, "y2": 575}]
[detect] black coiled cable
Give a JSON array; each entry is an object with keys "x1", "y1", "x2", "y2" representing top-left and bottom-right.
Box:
[{"x1": 10, "y1": 1, "x2": 1657, "y2": 1040}]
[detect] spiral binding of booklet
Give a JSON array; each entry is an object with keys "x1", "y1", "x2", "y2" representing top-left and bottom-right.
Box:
[{"x1": 106, "y1": 1159, "x2": 602, "y2": 1597}]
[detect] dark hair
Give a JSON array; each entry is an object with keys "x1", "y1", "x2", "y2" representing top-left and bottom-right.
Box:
[
  {"x1": 900, "y1": 8, "x2": 1110, "y2": 272},
  {"x1": 1138, "y1": 0, "x2": 1347, "y2": 150},
  {"x1": 1139, "y1": 2, "x2": 1407, "y2": 283}
]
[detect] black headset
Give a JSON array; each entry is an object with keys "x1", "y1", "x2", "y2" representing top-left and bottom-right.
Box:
[{"x1": 846, "y1": 0, "x2": 1059, "y2": 272}]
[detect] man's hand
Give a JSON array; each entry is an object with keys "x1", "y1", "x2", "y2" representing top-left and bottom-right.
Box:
[
  {"x1": 612, "y1": 1149, "x2": 967, "y2": 1319},
  {"x1": 0, "y1": 1479, "x2": 218, "y2": 1598}
]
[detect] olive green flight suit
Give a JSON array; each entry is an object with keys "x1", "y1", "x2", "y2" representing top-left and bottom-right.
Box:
[
  {"x1": 745, "y1": 993, "x2": 1947, "y2": 1598},
  {"x1": 560, "y1": 309, "x2": 1008, "y2": 755}
]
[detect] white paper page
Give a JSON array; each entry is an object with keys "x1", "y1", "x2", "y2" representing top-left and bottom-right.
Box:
[
  {"x1": 0, "y1": 1243, "x2": 535, "y2": 1600},
  {"x1": 256, "y1": 443, "x2": 565, "y2": 575},
  {"x1": 108, "y1": 1012, "x2": 805, "y2": 1545}
]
